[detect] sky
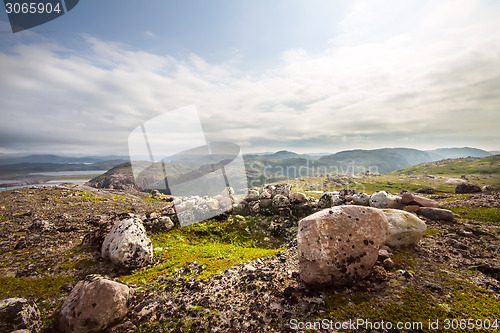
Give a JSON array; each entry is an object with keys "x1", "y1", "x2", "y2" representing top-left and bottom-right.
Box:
[{"x1": 1, "y1": 0, "x2": 500, "y2": 156}]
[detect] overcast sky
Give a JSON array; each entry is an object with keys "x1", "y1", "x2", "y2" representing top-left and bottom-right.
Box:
[{"x1": 1, "y1": 0, "x2": 499, "y2": 156}]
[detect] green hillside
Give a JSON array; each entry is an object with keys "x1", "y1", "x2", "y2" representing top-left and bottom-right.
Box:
[{"x1": 390, "y1": 155, "x2": 500, "y2": 176}]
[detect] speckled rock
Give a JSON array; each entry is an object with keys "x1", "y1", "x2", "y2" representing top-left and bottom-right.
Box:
[
  {"x1": 272, "y1": 194, "x2": 290, "y2": 208},
  {"x1": 101, "y1": 218, "x2": 153, "y2": 268},
  {"x1": 369, "y1": 191, "x2": 403, "y2": 209},
  {"x1": 317, "y1": 192, "x2": 344, "y2": 208},
  {"x1": 55, "y1": 275, "x2": 132, "y2": 333},
  {"x1": 298, "y1": 206, "x2": 388, "y2": 285},
  {"x1": 352, "y1": 192, "x2": 371, "y2": 206},
  {"x1": 245, "y1": 189, "x2": 260, "y2": 202},
  {"x1": 383, "y1": 209, "x2": 427, "y2": 248},
  {"x1": 0, "y1": 298, "x2": 41, "y2": 333}
]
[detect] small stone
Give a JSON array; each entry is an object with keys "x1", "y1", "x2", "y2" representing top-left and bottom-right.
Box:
[
  {"x1": 289, "y1": 192, "x2": 308, "y2": 204},
  {"x1": 383, "y1": 258, "x2": 395, "y2": 270},
  {"x1": 378, "y1": 249, "x2": 390, "y2": 261},
  {"x1": 401, "y1": 193, "x2": 439, "y2": 208}
]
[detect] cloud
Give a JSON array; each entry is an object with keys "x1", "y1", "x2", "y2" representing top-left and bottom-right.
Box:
[{"x1": 1, "y1": 0, "x2": 500, "y2": 155}]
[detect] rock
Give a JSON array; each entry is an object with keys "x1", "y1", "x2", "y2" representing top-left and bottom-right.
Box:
[
  {"x1": 249, "y1": 202, "x2": 260, "y2": 214},
  {"x1": 101, "y1": 218, "x2": 153, "y2": 268},
  {"x1": 416, "y1": 187, "x2": 436, "y2": 194},
  {"x1": 150, "y1": 189, "x2": 162, "y2": 199},
  {"x1": 28, "y1": 219, "x2": 54, "y2": 232},
  {"x1": 259, "y1": 198, "x2": 272, "y2": 209},
  {"x1": 205, "y1": 198, "x2": 220, "y2": 210},
  {"x1": 383, "y1": 258, "x2": 395, "y2": 270},
  {"x1": 266, "y1": 184, "x2": 292, "y2": 198},
  {"x1": 245, "y1": 189, "x2": 260, "y2": 202},
  {"x1": 352, "y1": 192, "x2": 370, "y2": 206},
  {"x1": 401, "y1": 193, "x2": 439, "y2": 208},
  {"x1": 233, "y1": 203, "x2": 250, "y2": 216},
  {"x1": 0, "y1": 298, "x2": 41, "y2": 333},
  {"x1": 55, "y1": 275, "x2": 132, "y2": 333},
  {"x1": 289, "y1": 192, "x2": 307, "y2": 204},
  {"x1": 447, "y1": 239, "x2": 468, "y2": 250},
  {"x1": 272, "y1": 194, "x2": 290, "y2": 209},
  {"x1": 105, "y1": 321, "x2": 137, "y2": 333},
  {"x1": 259, "y1": 189, "x2": 272, "y2": 199},
  {"x1": 445, "y1": 178, "x2": 468, "y2": 185},
  {"x1": 378, "y1": 249, "x2": 391, "y2": 261},
  {"x1": 405, "y1": 205, "x2": 421, "y2": 213},
  {"x1": 297, "y1": 206, "x2": 388, "y2": 285},
  {"x1": 369, "y1": 191, "x2": 403, "y2": 209},
  {"x1": 144, "y1": 216, "x2": 174, "y2": 233},
  {"x1": 455, "y1": 183, "x2": 482, "y2": 193},
  {"x1": 419, "y1": 207, "x2": 456, "y2": 223},
  {"x1": 383, "y1": 209, "x2": 427, "y2": 248},
  {"x1": 482, "y1": 185, "x2": 496, "y2": 192},
  {"x1": 317, "y1": 192, "x2": 344, "y2": 209}
]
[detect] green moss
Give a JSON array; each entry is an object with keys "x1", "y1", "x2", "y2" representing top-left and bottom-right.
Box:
[
  {"x1": 447, "y1": 206, "x2": 500, "y2": 224},
  {"x1": 423, "y1": 228, "x2": 442, "y2": 237},
  {"x1": 120, "y1": 229, "x2": 278, "y2": 284},
  {"x1": 324, "y1": 284, "x2": 499, "y2": 332},
  {"x1": 391, "y1": 252, "x2": 417, "y2": 269},
  {"x1": 0, "y1": 276, "x2": 75, "y2": 299}
]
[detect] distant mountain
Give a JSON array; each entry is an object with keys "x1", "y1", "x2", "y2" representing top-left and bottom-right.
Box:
[
  {"x1": 427, "y1": 147, "x2": 492, "y2": 159},
  {"x1": 390, "y1": 155, "x2": 500, "y2": 176},
  {"x1": 0, "y1": 154, "x2": 129, "y2": 165},
  {"x1": 318, "y1": 149, "x2": 410, "y2": 174},
  {"x1": 489, "y1": 151, "x2": 500, "y2": 155}
]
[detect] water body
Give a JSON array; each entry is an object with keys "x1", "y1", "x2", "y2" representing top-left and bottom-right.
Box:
[
  {"x1": 0, "y1": 170, "x2": 106, "y2": 191},
  {"x1": 29, "y1": 170, "x2": 108, "y2": 176}
]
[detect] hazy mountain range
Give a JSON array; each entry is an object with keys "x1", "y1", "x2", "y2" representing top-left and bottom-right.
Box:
[{"x1": 0, "y1": 147, "x2": 497, "y2": 183}]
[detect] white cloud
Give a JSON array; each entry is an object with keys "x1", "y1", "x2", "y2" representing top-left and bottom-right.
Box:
[{"x1": 1, "y1": 0, "x2": 500, "y2": 155}]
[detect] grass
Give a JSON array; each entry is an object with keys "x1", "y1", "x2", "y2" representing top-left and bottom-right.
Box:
[
  {"x1": 391, "y1": 155, "x2": 500, "y2": 176},
  {"x1": 446, "y1": 206, "x2": 500, "y2": 224}
]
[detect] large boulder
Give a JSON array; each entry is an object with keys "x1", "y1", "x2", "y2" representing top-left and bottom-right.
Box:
[
  {"x1": 455, "y1": 183, "x2": 482, "y2": 193},
  {"x1": 298, "y1": 206, "x2": 388, "y2": 285},
  {"x1": 101, "y1": 218, "x2": 153, "y2": 268},
  {"x1": 0, "y1": 298, "x2": 41, "y2": 333},
  {"x1": 369, "y1": 191, "x2": 404, "y2": 209},
  {"x1": 55, "y1": 275, "x2": 132, "y2": 333},
  {"x1": 383, "y1": 209, "x2": 427, "y2": 248}
]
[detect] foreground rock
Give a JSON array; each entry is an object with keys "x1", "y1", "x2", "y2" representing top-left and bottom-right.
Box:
[
  {"x1": 298, "y1": 206, "x2": 388, "y2": 285},
  {"x1": 101, "y1": 218, "x2": 153, "y2": 268},
  {"x1": 55, "y1": 275, "x2": 132, "y2": 333},
  {"x1": 383, "y1": 209, "x2": 427, "y2": 248},
  {"x1": 0, "y1": 298, "x2": 41, "y2": 333}
]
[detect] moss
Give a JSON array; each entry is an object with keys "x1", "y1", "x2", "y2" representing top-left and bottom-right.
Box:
[
  {"x1": 391, "y1": 252, "x2": 418, "y2": 269},
  {"x1": 0, "y1": 276, "x2": 74, "y2": 299},
  {"x1": 119, "y1": 229, "x2": 278, "y2": 285},
  {"x1": 446, "y1": 206, "x2": 500, "y2": 224},
  {"x1": 423, "y1": 228, "x2": 442, "y2": 237}
]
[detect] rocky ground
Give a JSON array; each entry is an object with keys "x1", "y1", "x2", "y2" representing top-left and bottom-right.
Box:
[{"x1": 0, "y1": 184, "x2": 499, "y2": 332}]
